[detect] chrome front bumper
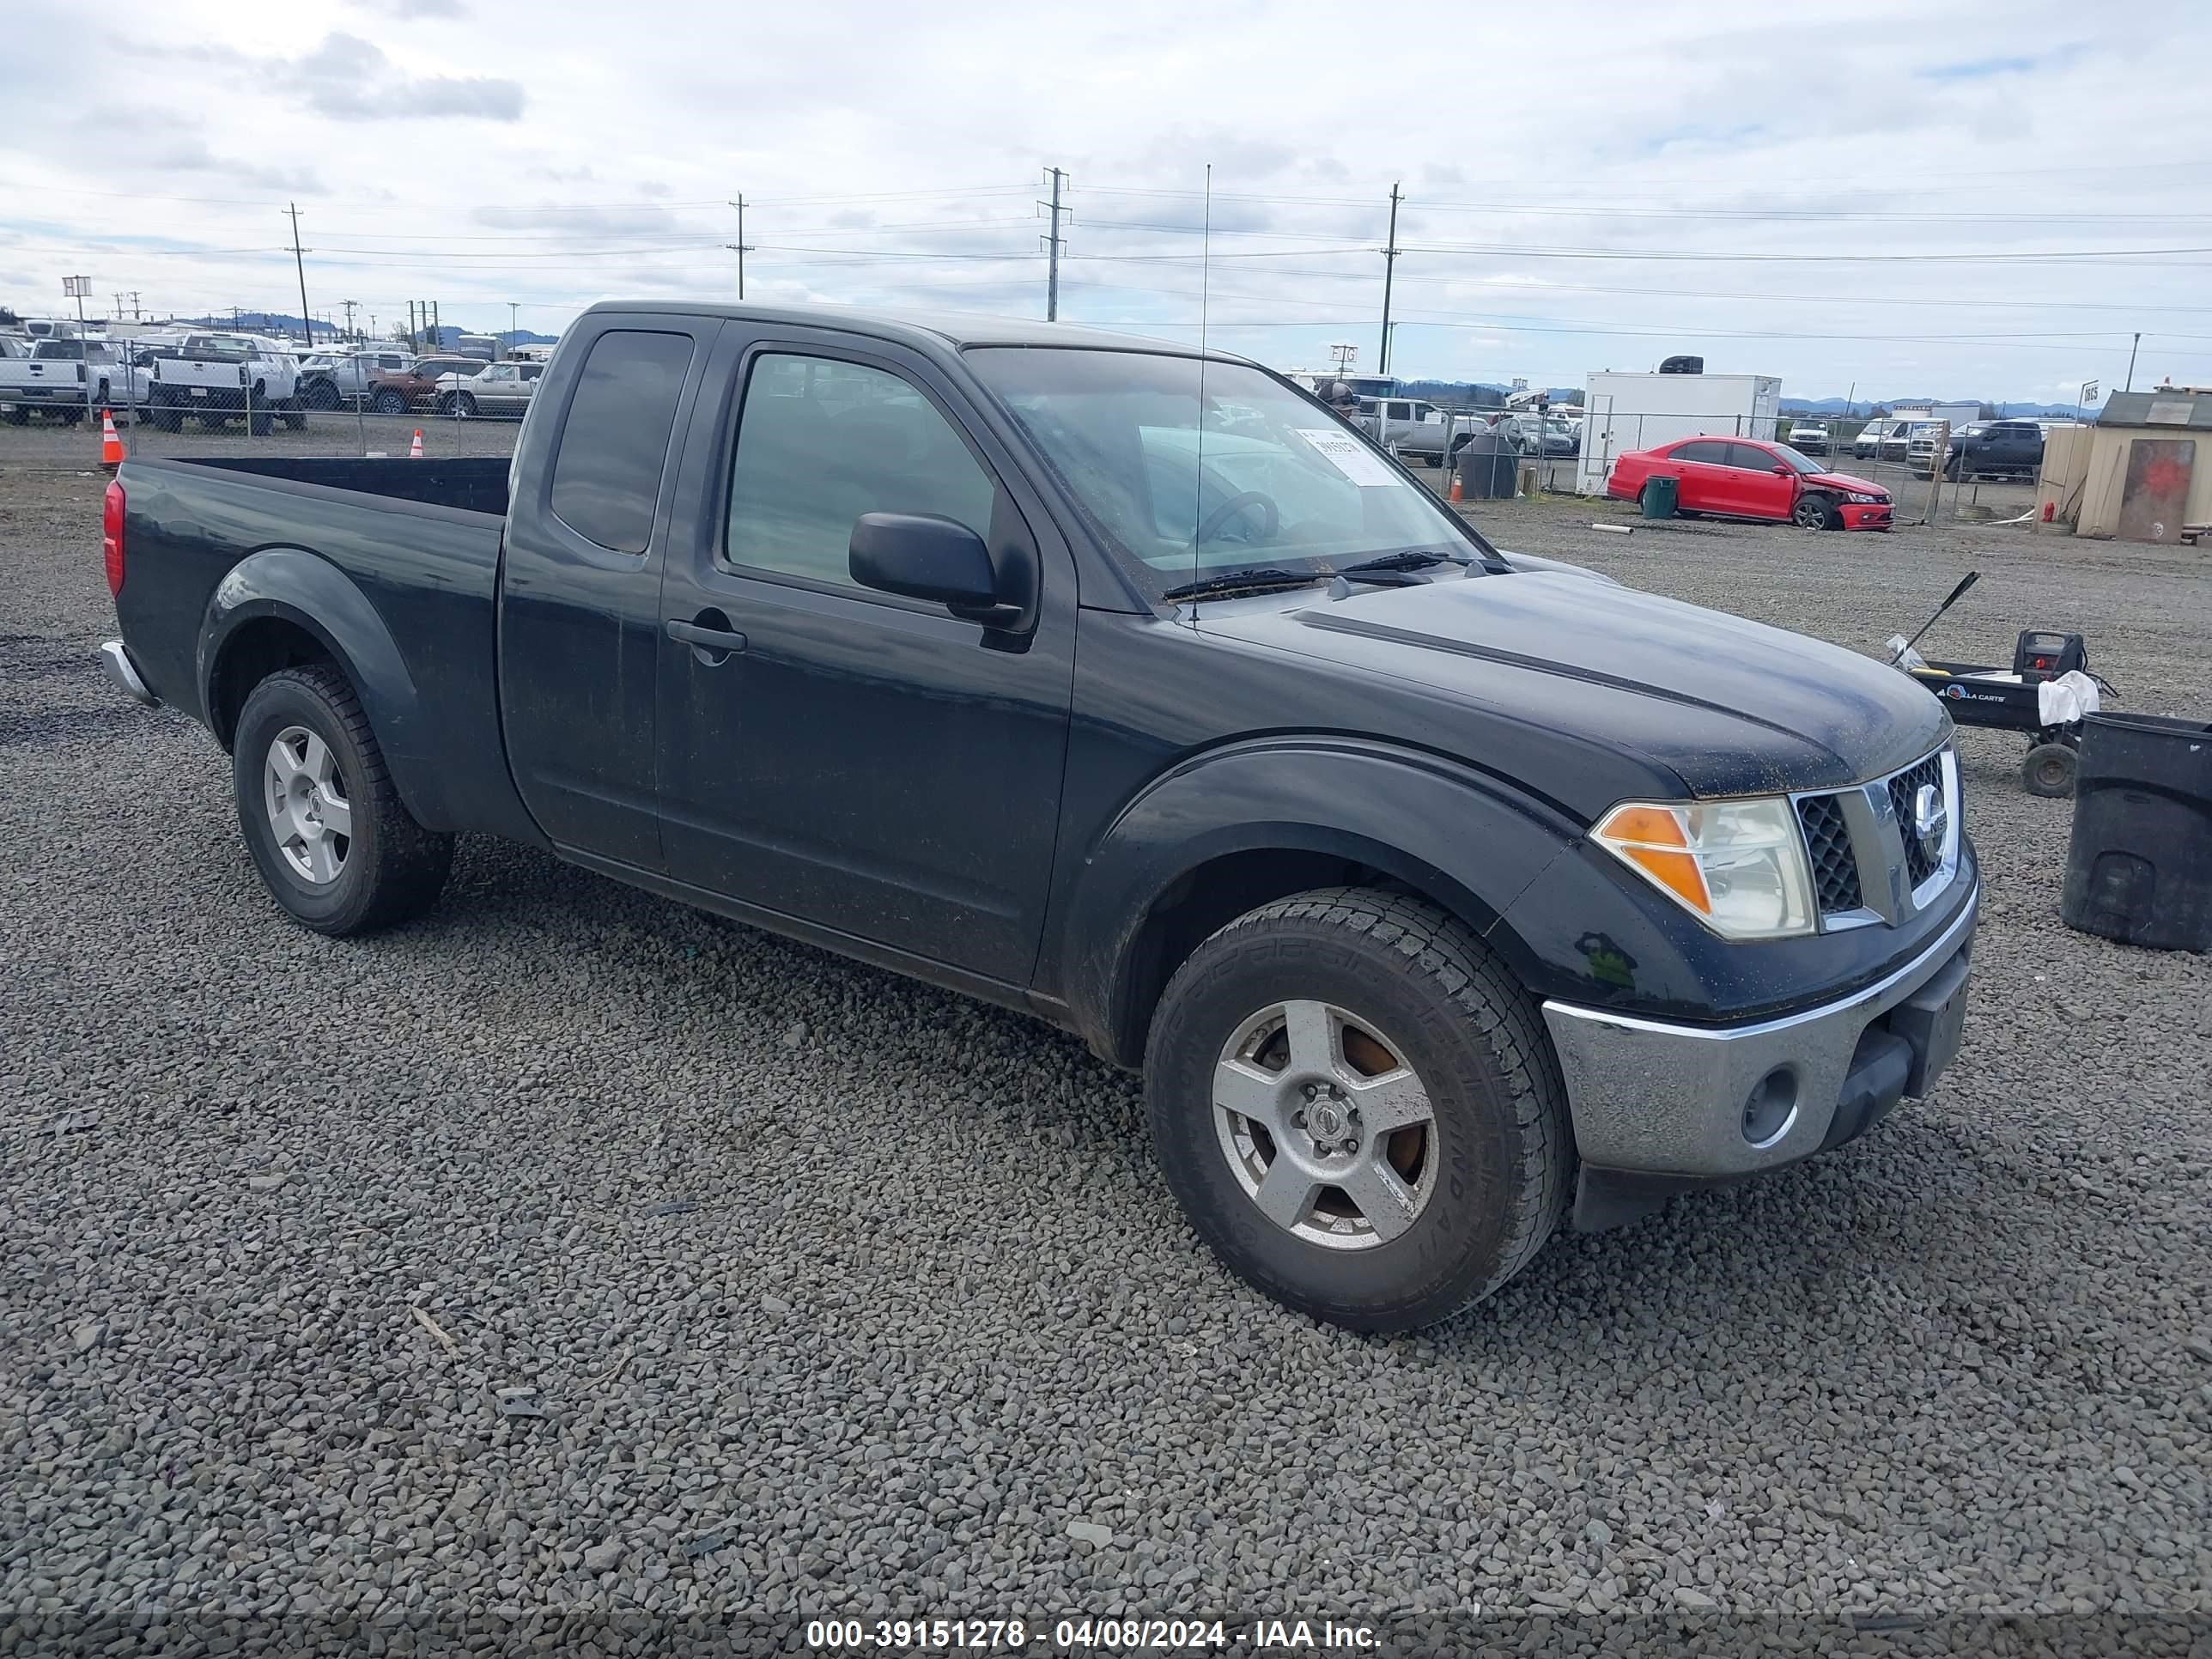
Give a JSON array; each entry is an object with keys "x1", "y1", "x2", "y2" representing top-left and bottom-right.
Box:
[
  {"x1": 1541, "y1": 881, "x2": 1978, "y2": 1186},
  {"x1": 99, "y1": 640, "x2": 156, "y2": 706}
]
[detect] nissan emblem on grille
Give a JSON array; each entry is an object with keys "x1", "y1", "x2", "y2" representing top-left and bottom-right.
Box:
[{"x1": 1913, "y1": 781, "x2": 1948, "y2": 868}]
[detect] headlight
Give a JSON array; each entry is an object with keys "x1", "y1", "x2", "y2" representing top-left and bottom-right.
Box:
[
  {"x1": 1592, "y1": 797, "x2": 1816, "y2": 940},
  {"x1": 1843, "y1": 491, "x2": 1884, "y2": 503}
]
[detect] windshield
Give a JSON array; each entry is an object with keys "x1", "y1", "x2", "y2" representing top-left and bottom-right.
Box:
[
  {"x1": 1769, "y1": 445, "x2": 1825, "y2": 473},
  {"x1": 968, "y1": 349, "x2": 1482, "y2": 592}
]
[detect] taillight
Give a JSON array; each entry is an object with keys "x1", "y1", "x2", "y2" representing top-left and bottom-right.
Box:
[{"x1": 102, "y1": 479, "x2": 125, "y2": 598}]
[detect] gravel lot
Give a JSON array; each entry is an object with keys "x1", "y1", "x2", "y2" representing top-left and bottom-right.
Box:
[{"x1": 2, "y1": 437, "x2": 2207, "y2": 1650}]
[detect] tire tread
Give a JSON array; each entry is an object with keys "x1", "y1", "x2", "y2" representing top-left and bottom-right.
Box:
[{"x1": 238, "y1": 665, "x2": 453, "y2": 934}]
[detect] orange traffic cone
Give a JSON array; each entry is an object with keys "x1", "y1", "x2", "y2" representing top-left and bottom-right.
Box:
[
  {"x1": 409, "y1": 428, "x2": 423, "y2": 459},
  {"x1": 1448, "y1": 471, "x2": 1463, "y2": 503},
  {"x1": 100, "y1": 409, "x2": 124, "y2": 471}
]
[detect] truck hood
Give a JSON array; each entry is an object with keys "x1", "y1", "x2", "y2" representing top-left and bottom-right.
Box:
[
  {"x1": 1200, "y1": 567, "x2": 1950, "y2": 802},
  {"x1": 1806, "y1": 468, "x2": 1885, "y2": 495}
]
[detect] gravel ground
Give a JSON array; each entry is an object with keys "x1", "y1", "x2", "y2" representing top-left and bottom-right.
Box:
[{"x1": 2, "y1": 444, "x2": 2208, "y2": 1652}]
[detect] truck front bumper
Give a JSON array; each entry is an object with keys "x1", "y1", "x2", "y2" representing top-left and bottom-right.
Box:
[{"x1": 1540, "y1": 881, "x2": 1978, "y2": 1231}]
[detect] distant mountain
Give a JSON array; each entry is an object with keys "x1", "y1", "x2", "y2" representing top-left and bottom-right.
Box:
[
  {"x1": 1780, "y1": 394, "x2": 2086, "y2": 418},
  {"x1": 171, "y1": 312, "x2": 559, "y2": 349}
]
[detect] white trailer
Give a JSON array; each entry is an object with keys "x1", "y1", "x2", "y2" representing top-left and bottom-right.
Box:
[{"x1": 1577, "y1": 371, "x2": 1783, "y2": 495}]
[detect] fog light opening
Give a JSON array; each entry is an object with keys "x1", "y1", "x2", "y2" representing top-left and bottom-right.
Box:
[{"x1": 1741, "y1": 1067, "x2": 1800, "y2": 1148}]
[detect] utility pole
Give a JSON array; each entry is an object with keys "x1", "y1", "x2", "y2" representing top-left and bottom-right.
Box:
[
  {"x1": 341, "y1": 298, "x2": 358, "y2": 341},
  {"x1": 430, "y1": 301, "x2": 440, "y2": 347},
  {"x1": 726, "y1": 197, "x2": 755, "y2": 301},
  {"x1": 1378, "y1": 182, "x2": 1402, "y2": 375},
  {"x1": 1039, "y1": 167, "x2": 1068, "y2": 321},
  {"x1": 2125, "y1": 331, "x2": 2142, "y2": 392},
  {"x1": 509, "y1": 301, "x2": 520, "y2": 356},
  {"x1": 285, "y1": 203, "x2": 313, "y2": 346},
  {"x1": 128, "y1": 290, "x2": 142, "y2": 321}
]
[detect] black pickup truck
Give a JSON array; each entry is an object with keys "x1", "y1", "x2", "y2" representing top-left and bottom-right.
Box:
[{"x1": 98, "y1": 301, "x2": 1978, "y2": 1331}]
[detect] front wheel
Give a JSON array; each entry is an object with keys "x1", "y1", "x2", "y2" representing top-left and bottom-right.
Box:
[
  {"x1": 1145, "y1": 889, "x2": 1570, "y2": 1332},
  {"x1": 454, "y1": 392, "x2": 477, "y2": 419},
  {"x1": 233, "y1": 665, "x2": 454, "y2": 936},
  {"x1": 1793, "y1": 494, "x2": 1840, "y2": 530},
  {"x1": 372, "y1": 389, "x2": 408, "y2": 416}
]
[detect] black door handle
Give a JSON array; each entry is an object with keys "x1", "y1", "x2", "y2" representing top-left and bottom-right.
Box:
[{"x1": 666, "y1": 617, "x2": 748, "y2": 656}]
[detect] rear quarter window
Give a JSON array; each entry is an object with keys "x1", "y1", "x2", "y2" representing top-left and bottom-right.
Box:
[{"x1": 547, "y1": 329, "x2": 696, "y2": 555}]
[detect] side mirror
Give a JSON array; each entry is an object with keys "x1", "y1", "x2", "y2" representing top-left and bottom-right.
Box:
[
  {"x1": 850, "y1": 512, "x2": 1003, "y2": 619},
  {"x1": 1771, "y1": 464, "x2": 1792, "y2": 477}
]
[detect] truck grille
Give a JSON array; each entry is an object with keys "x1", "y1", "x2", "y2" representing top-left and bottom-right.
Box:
[
  {"x1": 1887, "y1": 752, "x2": 1948, "y2": 889},
  {"x1": 1796, "y1": 793, "x2": 1863, "y2": 914},
  {"x1": 1794, "y1": 745, "x2": 1958, "y2": 927}
]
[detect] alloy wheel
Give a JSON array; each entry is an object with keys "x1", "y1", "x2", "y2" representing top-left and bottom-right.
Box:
[{"x1": 1211, "y1": 1000, "x2": 1439, "y2": 1250}]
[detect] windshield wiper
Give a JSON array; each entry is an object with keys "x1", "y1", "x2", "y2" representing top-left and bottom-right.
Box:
[
  {"x1": 1338, "y1": 549, "x2": 1470, "y2": 574},
  {"x1": 1158, "y1": 568, "x2": 1324, "y2": 601}
]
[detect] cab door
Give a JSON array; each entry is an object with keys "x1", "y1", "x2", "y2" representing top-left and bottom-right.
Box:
[
  {"x1": 497, "y1": 316, "x2": 716, "y2": 868},
  {"x1": 653, "y1": 329, "x2": 1078, "y2": 984}
]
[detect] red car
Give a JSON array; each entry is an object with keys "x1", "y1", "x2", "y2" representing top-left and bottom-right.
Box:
[{"x1": 1606, "y1": 436, "x2": 1893, "y2": 531}]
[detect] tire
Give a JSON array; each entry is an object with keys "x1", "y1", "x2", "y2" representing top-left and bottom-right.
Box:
[
  {"x1": 1144, "y1": 888, "x2": 1570, "y2": 1332},
  {"x1": 247, "y1": 408, "x2": 274, "y2": 436},
  {"x1": 1946, "y1": 458, "x2": 1966, "y2": 483},
  {"x1": 153, "y1": 404, "x2": 183, "y2": 433},
  {"x1": 58, "y1": 408, "x2": 85, "y2": 427},
  {"x1": 303, "y1": 379, "x2": 341, "y2": 411},
  {"x1": 1792, "y1": 493, "x2": 1840, "y2": 530},
  {"x1": 232, "y1": 665, "x2": 454, "y2": 936},
  {"x1": 3, "y1": 407, "x2": 26, "y2": 426},
  {"x1": 198, "y1": 412, "x2": 230, "y2": 429},
  {"x1": 2022, "y1": 741, "x2": 2078, "y2": 799},
  {"x1": 456, "y1": 392, "x2": 477, "y2": 419},
  {"x1": 372, "y1": 390, "x2": 408, "y2": 416}
]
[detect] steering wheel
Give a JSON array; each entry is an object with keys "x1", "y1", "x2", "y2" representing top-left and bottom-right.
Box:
[{"x1": 1194, "y1": 489, "x2": 1280, "y2": 544}]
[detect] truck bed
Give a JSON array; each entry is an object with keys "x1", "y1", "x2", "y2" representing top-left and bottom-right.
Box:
[
  {"x1": 179, "y1": 454, "x2": 512, "y2": 516},
  {"x1": 111, "y1": 453, "x2": 531, "y2": 842}
]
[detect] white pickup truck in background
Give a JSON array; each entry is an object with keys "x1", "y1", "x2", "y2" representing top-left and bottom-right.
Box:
[
  {"x1": 0, "y1": 337, "x2": 144, "y2": 425},
  {"x1": 142, "y1": 334, "x2": 305, "y2": 434}
]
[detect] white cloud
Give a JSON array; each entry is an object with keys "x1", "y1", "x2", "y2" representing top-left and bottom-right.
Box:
[{"x1": 2, "y1": 0, "x2": 2208, "y2": 402}]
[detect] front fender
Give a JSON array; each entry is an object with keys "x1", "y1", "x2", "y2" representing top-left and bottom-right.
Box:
[
  {"x1": 1058, "y1": 738, "x2": 1584, "y2": 1063},
  {"x1": 198, "y1": 547, "x2": 446, "y2": 826}
]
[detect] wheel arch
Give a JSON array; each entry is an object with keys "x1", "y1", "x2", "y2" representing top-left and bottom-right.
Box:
[
  {"x1": 1058, "y1": 741, "x2": 1577, "y2": 1069},
  {"x1": 198, "y1": 549, "x2": 448, "y2": 828}
]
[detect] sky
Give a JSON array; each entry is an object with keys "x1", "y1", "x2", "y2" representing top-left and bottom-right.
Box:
[{"x1": 8, "y1": 0, "x2": 2212, "y2": 405}]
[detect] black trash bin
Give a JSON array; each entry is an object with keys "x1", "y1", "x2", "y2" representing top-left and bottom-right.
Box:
[
  {"x1": 2060, "y1": 711, "x2": 2212, "y2": 952},
  {"x1": 1454, "y1": 433, "x2": 1514, "y2": 501}
]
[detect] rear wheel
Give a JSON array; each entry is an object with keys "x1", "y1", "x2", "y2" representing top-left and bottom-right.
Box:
[
  {"x1": 232, "y1": 665, "x2": 454, "y2": 936},
  {"x1": 455, "y1": 392, "x2": 478, "y2": 419},
  {"x1": 372, "y1": 389, "x2": 408, "y2": 416},
  {"x1": 1145, "y1": 889, "x2": 1570, "y2": 1332}
]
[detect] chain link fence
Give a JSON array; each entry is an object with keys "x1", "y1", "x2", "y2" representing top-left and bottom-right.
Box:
[{"x1": 0, "y1": 402, "x2": 521, "y2": 470}]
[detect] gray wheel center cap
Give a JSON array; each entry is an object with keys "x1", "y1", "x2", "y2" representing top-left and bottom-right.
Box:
[{"x1": 1308, "y1": 1100, "x2": 1348, "y2": 1140}]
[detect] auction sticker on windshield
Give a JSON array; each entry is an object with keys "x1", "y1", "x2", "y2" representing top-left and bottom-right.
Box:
[{"x1": 1294, "y1": 428, "x2": 1402, "y2": 487}]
